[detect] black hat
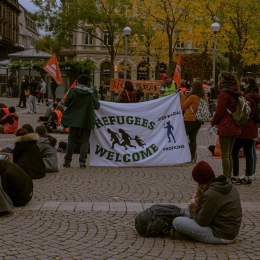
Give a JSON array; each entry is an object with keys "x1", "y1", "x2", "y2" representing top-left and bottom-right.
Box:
[{"x1": 77, "y1": 74, "x2": 89, "y2": 85}]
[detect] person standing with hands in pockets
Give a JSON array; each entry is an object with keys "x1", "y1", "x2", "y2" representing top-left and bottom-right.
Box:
[
  {"x1": 211, "y1": 72, "x2": 241, "y2": 179},
  {"x1": 61, "y1": 74, "x2": 100, "y2": 169}
]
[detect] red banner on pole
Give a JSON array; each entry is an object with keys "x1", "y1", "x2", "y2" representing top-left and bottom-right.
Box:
[
  {"x1": 173, "y1": 52, "x2": 182, "y2": 88},
  {"x1": 43, "y1": 53, "x2": 62, "y2": 85}
]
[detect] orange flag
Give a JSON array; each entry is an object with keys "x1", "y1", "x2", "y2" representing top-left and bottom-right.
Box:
[
  {"x1": 63, "y1": 80, "x2": 77, "y2": 100},
  {"x1": 173, "y1": 52, "x2": 182, "y2": 88},
  {"x1": 43, "y1": 53, "x2": 62, "y2": 85}
]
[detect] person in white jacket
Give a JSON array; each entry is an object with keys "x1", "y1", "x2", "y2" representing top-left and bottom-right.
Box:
[{"x1": 37, "y1": 78, "x2": 46, "y2": 104}]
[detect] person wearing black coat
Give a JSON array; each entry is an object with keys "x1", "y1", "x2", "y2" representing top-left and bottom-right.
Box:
[
  {"x1": 0, "y1": 160, "x2": 33, "y2": 206},
  {"x1": 12, "y1": 128, "x2": 46, "y2": 179},
  {"x1": 17, "y1": 75, "x2": 29, "y2": 108}
]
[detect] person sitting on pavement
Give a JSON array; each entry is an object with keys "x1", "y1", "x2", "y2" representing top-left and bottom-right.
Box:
[
  {"x1": 35, "y1": 125, "x2": 58, "y2": 173},
  {"x1": 38, "y1": 99, "x2": 54, "y2": 123},
  {"x1": 0, "y1": 103, "x2": 8, "y2": 120},
  {"x1": 12, "y1": 128, "x2": 45, "y2": 179},
  {"x1": 0, "y1": 106, "x2": 18, "y2": 134},
  {"x1": 22, "y1": 124, "x2": 34, "y2": 134},
  {"x1": 0, "y1": 160, "x2": 33, "y2": 207},
  {"x1": 171, "y1": 161, "x2": 242, "y2": 244}
]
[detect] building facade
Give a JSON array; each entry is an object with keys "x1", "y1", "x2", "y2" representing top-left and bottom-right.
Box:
[
  {"x1": 18, "y1": 3, "x2": 40, "y2": 50},
  {"x1": 60, "y1": 26, "x2": 196, "y2": 88},
  {"x1": 0, "y1": 0, "x2": 22, "y2": 60},
  {"x1": 0, "y1": 0, "x2": 40, "y2": 61}
]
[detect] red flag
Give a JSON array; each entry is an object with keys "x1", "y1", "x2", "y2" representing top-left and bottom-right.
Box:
[
  {"x1": 63, "y1": 80, "x2": 77, "y2": 100},
  {"x1": 173, "y1": 52, "x2": 182, "y2": 88},
  {"x1": 43, "y1": 53, "x2": 62, "y2": 85}
]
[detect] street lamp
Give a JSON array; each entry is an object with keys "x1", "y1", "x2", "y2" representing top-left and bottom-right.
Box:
[
  {"x1": 211, "y1": 22, "x2": 220, "y2": 86},
  {"x1": 123, "y1": 26, "x2": 131, "y2": 84}
]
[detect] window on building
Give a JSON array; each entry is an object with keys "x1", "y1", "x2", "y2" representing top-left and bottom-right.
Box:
[
  {"x1": 176, "y1": 41, "x2": 185, "y2": 49},
  {"x1": 85, "y1": 29, "x2": 93, "y2": 45},
  {"x1": 103, "y1": 30, "x2": 111, "y2": 46}
]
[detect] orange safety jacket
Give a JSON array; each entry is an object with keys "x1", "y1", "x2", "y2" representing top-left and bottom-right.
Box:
[
  {"x1": 54, "y1": 110, "x2": 62, "y2": 127},
  {"x1": 3, "y1": 113, "x2": 18, "y2": 134},
  {"x1": 0, "y1": 107, "x2": 9, "y2": 120}
]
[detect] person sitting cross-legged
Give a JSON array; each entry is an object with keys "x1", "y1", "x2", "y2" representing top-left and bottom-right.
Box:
[{"x1": 171, "y1": 161, "x2": 242, "y2": 244}]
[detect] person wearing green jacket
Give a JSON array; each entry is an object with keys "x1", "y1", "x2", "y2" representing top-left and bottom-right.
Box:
[{"x1": 61, "y1": 74, "x2": 100, "y2": 168}]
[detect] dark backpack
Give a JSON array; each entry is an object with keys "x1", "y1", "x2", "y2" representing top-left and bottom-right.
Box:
[
  {"x1": 225, "y1": 94, "x2": 251, "y2": 126},
  {"x1": 135, "y1": 204, "x2": 183, "y2": 237}
]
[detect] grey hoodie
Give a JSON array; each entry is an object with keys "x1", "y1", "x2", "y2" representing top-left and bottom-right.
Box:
[{"x1": 45, "y1": 99, "x2": 53, "y2": 117}]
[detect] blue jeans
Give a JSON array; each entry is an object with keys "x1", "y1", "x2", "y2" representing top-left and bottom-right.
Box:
[
  {"x1": 28, "y1": 95, "x2": 37, "y2": 112},
  {"x1": 64, "y1": 127, "x2": 91, "y2": 165},
  {"x1": 8, "y1": 87, "x2": 12, "y2": 98},
  {"x1": 172, "y1": 217, "x2": 225, "y2": 244}
]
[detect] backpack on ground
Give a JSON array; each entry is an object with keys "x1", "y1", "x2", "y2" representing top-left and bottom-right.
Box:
[
  {"x1": 226, "y1": 96, "x2": 251, "y2": 126},
  {"x1": 190, "y1": 98, "x2": 211, "y2": 122},
  {"x1": 135, "y1": 204, "x2": 183, "y2": 237}
]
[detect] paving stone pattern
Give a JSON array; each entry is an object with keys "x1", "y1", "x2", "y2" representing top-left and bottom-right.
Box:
[{"x1": 0, "y1": 97, "x2": 259, "y2": 260}]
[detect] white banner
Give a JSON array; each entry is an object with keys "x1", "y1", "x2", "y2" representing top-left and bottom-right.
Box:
[{"x1": 90, "y1": 94, "x2": 191, "y2": 167}]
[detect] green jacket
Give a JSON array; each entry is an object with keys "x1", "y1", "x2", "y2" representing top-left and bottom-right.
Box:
[{"x1": 61, "y1": 84, "x2": 100, "y2": 129}]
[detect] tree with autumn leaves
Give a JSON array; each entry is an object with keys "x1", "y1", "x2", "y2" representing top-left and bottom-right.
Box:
[{"x1": 32, "y1": 0, "x2": 260, "y2": 81}]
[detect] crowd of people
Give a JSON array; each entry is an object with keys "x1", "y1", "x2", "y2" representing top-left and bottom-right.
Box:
[{"x1": 1, "y1": 70, "x2": 260, "y2": 245}]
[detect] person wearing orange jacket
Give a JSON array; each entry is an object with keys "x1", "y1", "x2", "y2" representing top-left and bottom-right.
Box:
[
  {"x1": 0, "y1": 103, "x2": 9, "y2": 120},
  {"x1": 0, "y1": 107, "x2": 18, "y2": 134}
]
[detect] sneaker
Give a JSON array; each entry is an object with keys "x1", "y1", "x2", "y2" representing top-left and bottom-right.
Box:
[
  {"x1": 240, "y1": 177, "x2": 252, "y2": 185},
  {"x1": 239, "y1": 174, "x2": 255, "y2": 180},
  {"x1": 63, "y1": 163, "x2": 70, "y2": 168},
  {"x1": 27, "y1": 111, "x2": 33, "y2": 114},
  {"x1": 231, "y1": 177, "x2": 240, "y2": 184}
]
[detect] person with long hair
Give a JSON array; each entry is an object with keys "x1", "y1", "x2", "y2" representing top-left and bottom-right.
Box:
[
  {"x1": 180, "y1": 81, "x2": 206, "y2": 162},
  {"x1": 119, "y1": 81, "x2": 136, "y2": 103},
  {"x1": 211, "y1": 71, "x2": 241, "y2": 178},
  {"x1": 231, "y1": 77, "x2": 260, "y2": 184},
  {"x1": 172, "y1": 161, "x2": 242, "y2": 244},
  {"x1": 35, "y1": 125, "x2": 59, "y2": 173}
]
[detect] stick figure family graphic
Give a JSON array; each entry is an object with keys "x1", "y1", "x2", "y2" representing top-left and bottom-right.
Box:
[
  {"x1": 107, "y1": 128, "x2": 146, "y2": 150},
  {"x1": 106, "y1": 120, "x2": 175, "y2": 150}
]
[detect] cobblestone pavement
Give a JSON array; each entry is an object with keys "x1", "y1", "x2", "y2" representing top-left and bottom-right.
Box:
[{"x1": 0, "y1": 97, "x2": 259, "y2": 260}]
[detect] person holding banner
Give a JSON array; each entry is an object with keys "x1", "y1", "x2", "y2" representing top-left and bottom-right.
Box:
[
  {"x1": 181, "y1": 81, "x2": 206, "y2": 163},
  {"x1": 61, "y1": 74, "x2": 100, "y2": 169}
]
